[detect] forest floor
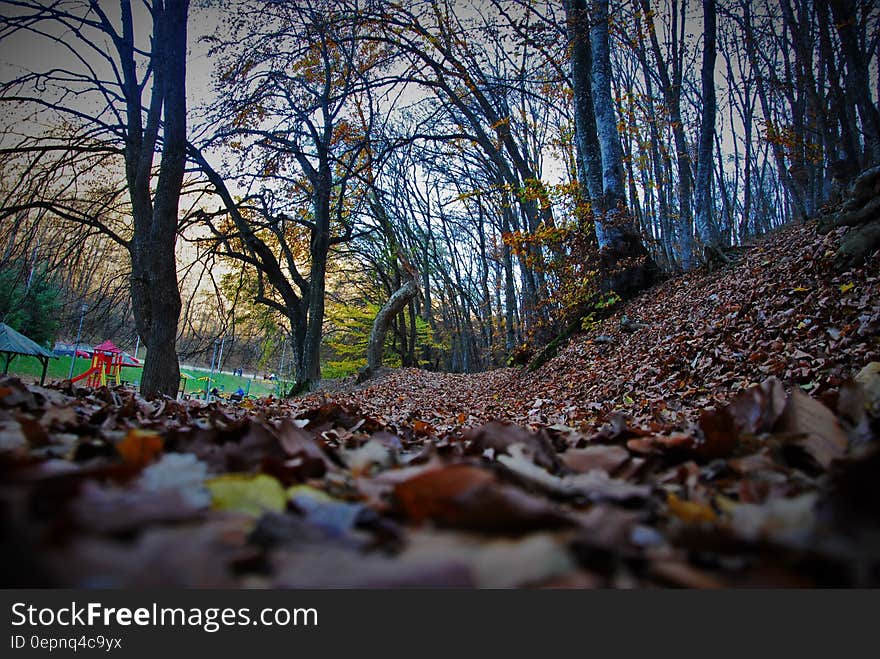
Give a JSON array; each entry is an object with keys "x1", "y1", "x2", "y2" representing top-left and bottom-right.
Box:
[
  {"x1": 321, "y1": 219, "x2": 878, "y2": 434},
  {"x1": 2, "y1": 218, "x2": 879, "y2": 588}
]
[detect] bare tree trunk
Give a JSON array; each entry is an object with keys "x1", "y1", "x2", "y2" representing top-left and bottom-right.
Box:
[
  {"x1": 742, "y1": 0, "x2": 808, "y2": 221},
  {"x1": 501, "y1": 198, "x2": 517, "y2": 353},
  {"x1": 366, "y1": 279, "x2": 419, "y2": 375},
  {"x1": 298, "y1": 168, "x2": 332, "y2": 390},
  {"x1": 693, "y1": 0, "x2": 723, "y2": 264},
  {"x1": 579, "y1": 0, "x2": 656, "y2": 298},
  {"x1": 128, "y1": 0, "x2": 189, "y2": 398},
  {"x1": 829, "y1": 0, "x2": 880, "y2": 165},
  {"x1": 565, "y1": 0, "x2": 603, "y2": 202},
  {"x1": 816, "y1": 0, "x2": 860, "y2": 171},
  {"x1": 638, "y1": 0, "x2": 694, "y2": 268}
]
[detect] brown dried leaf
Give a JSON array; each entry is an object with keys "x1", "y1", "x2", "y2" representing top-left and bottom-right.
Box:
[
  {"x1": 561, "y1": 445, "x2": 629, "y2": 474},
  {"x1": 393, "y1": 464, "x2": 570, "y2": 533},
  {"x1": 778, "y1": 388, "x2": 849, "y2": 469},
  {"x1": 464, "y1": 422, "x2": 560, "y2": 471}
]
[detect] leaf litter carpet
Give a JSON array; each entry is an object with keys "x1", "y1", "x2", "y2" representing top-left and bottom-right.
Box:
[{"x1": 2, "y1": 220, "x2": 879, "y2": 587}]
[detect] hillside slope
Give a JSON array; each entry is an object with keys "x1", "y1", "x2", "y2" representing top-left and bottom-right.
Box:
[{"x1": 329, "y1": 219, "x2": 879, "y2": 435}]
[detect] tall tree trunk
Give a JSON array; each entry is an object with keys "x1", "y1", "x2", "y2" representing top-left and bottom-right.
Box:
[
  {"x1": 501, "y1": 198, "x2": 517, "y2": 353},
  {"x1": 638, "y1": 0, "x2": 693, "y2": 268},
  {"x1": 127, "y1": 0, "x2": 189, "y2": 398},
  {"x1": 565, "y1": 0, "x2": 603, "y2": 202},
  {"x1": 816, "y1": 0, "x2": 859, "y2": 171},
  {"x1": 693, "y1": 0, "x2": 721, "y2": 262},
  {"x1": 299, "y1": 176, "x2": 330, "y2": 389},
  {"x1": 577, "y1": 0, "x2": 655, "y2": 298},
  {"x1": 407, "y1": 301, "x2": 417, "y2": 366},
  {"x1": 742, "y1": 0, "x2": 808, "y2": 221},
  {"x1": 829, "y1": 0, "x2": 880, "y2": 165}
]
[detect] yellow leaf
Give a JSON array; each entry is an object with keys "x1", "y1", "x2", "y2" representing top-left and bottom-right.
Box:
[
  {"x1": 667, "y1": 492, "x2": 717, "y2": 524},
  {"x1": 206, "y1": 474, "x2": 286, "y2": 516},
  {"x1": 792, "y1": 287, "x2": 809, "y2": 292},
  {"x1": 839, "y1": 282, "x2": 854, "y2": 293}
]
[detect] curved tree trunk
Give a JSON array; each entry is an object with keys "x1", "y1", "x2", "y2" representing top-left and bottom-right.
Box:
[{"x1": 365, "y1": 279, "x2": 419, "y2": 376}]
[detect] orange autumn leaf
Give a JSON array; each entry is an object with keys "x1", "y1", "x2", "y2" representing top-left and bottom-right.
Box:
[
  {"x1": 394, "y1": 464, "x2": 495, "y2": 523},
  {"x1": 412, "y1": 419, "x2": 434, "y2": 435},
  {"x1": 116, "y1": 429, "x2": 164, "y2": 467}
]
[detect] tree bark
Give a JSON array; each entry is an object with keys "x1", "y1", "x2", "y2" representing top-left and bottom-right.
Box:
[
  {"x1": 127, "y1": 0, "x2": 189, "y2": 398},
  {"x1": 638, "y1": 0, "x2": 694, "y2": 269},
  {"x1": 366, "y1": 279, "x2": 419, "y2": 375},
  {"x1": 299, "y1": 170, "x2": 332, "y2": 389},
  {"x1": 693, "y1": 0, "x2": 722, "y2": 263},
  {"x1": 580, "y1": 0, "x2": 656, "y2": 298},
  {"x1": 565, "y1": 0, "x2": 603, "y2": 202},
  {"x1": 829, "y1": 0, "x2": 880, "y2": 165}
]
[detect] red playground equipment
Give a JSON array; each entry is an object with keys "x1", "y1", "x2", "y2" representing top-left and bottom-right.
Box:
[{"x1": 71, "y1": 340, "x2": 136, "y2": 388}]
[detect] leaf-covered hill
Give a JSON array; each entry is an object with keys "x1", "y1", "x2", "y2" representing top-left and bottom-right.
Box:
[
  {"x1": 326, "y1": 219, "x2": 878, "y2": 433},
  {"x1": 1, "y1": 219, "x2": 878, "y2": 588}
]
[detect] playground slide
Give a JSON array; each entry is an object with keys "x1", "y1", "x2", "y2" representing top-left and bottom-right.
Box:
[{"x1": 70, "y1": 366, "x2": 101, "y2": 384}]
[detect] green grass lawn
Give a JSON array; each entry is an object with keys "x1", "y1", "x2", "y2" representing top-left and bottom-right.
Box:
[
  {"x1": 179, "y1": 368, "x2": 279, "y2": 398},
  {"x1": 4, "y1": 355, "x2": 280, "y2": 398}
]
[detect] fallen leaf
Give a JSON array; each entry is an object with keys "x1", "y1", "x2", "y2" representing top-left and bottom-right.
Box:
[
  {"x1": 116, "y1": 429, "x2": 164, "y2": 468},
  {"x1": 667, "y1": 492, "x2": 717, "y2": 524},
  {"x1": 393, "y1": 464, "x2": 570, "y2": 533},
  {"x1": 288, "y1": 485, "x2": 365, "y2": 537},
  {"x1": 498, "y1": 444, "x2": 651, "y2": 503},
  {"x1": 71, "y1": 482, "x2": 204, "y2": 534},
  {"x1": 0, "y1": 418, "x2": 28, "y2": 452},
  {"x1": 137, "y1": 452, "x2": 211, "y2": 508},
  {"x1": 206, "y1": 473, "x2": 287, "y2": 516},
  {"x1": 464, "y1": 422, "x2": 560, "y2": 472},
  {"x1": 855, "y1": 362, "x2": 880, "y2": 413},
  {"x1": 697, "y1": 378, "x2": 787, "y2": 459},
  {"x1": 777, "y1": 389, "x2": 849, "y2": 468},
  {"x1": 412, "y1": 419, "x2": 434, "y2": 435},
  {"x1": 561, "y1": 445, "x2": 629, "y2": 474}
]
